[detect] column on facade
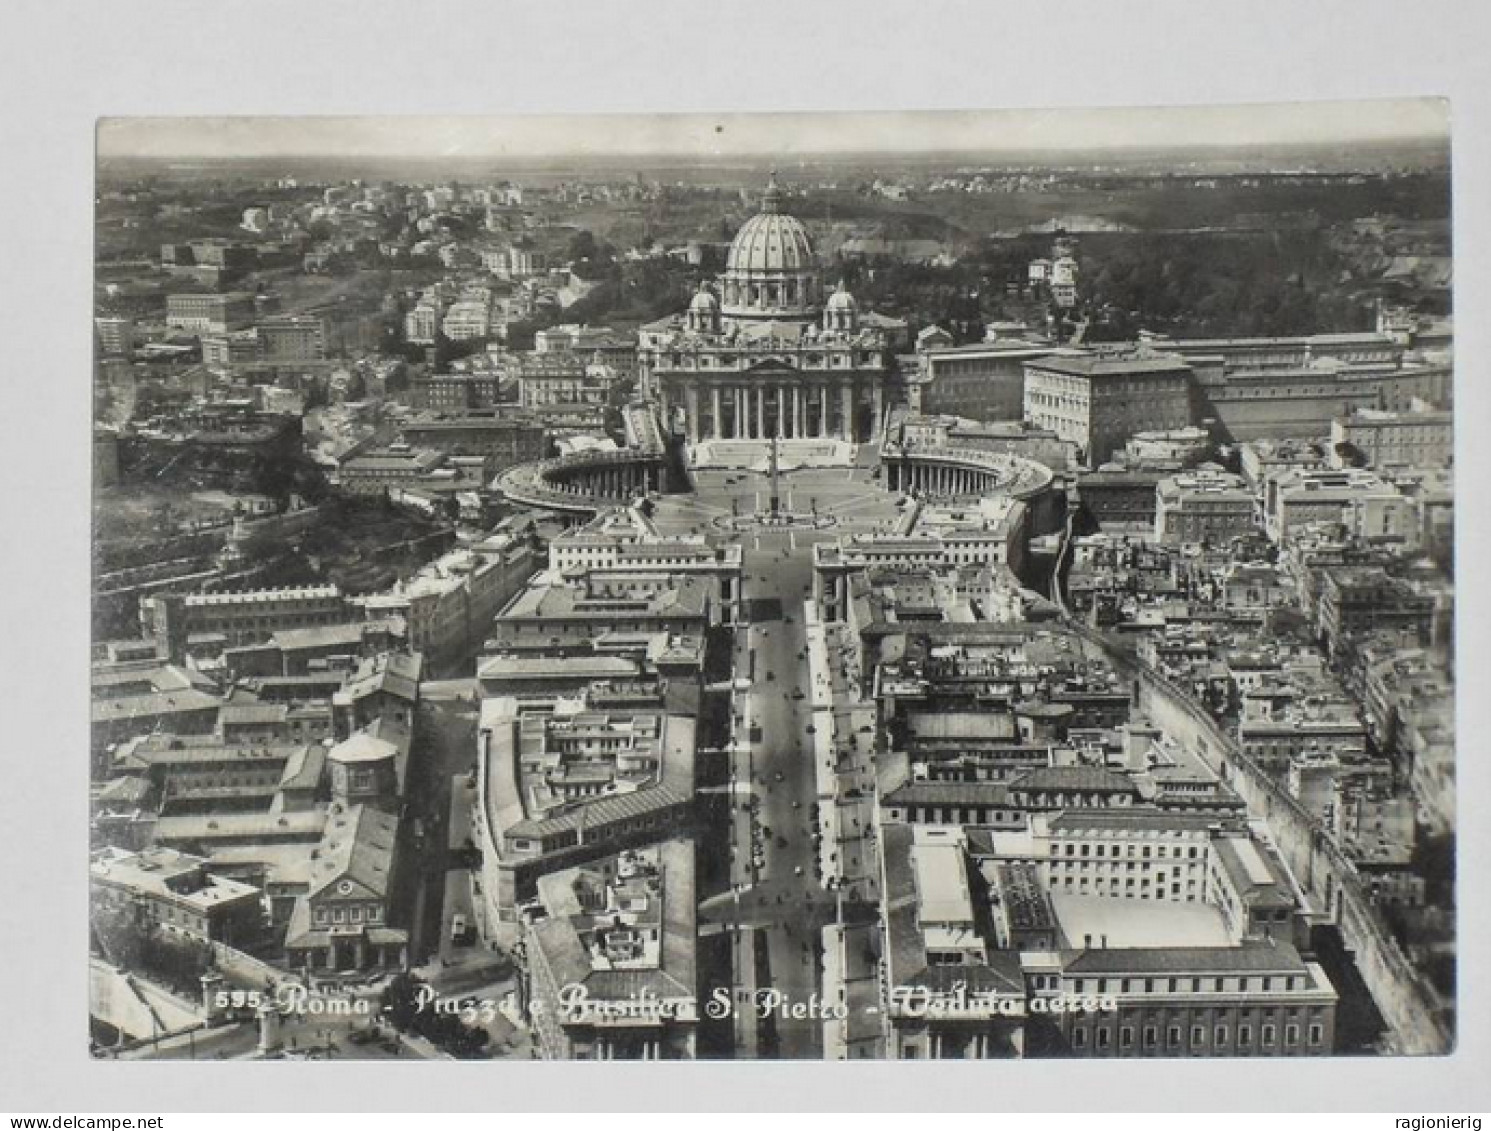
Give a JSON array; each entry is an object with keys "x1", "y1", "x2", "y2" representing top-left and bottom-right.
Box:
[
  {"x1": 871, "y1": 383, "x2": 884, "y2": 442},
  {"x1": 711, "y1": 386, "x2": 722, "y2": 439},
  {"x1": 733, "y1": 387, "x2": 744, "y2": 439},
  {"x1": 756, "y1": 386, "x2": 765, "y2": 439},
  {"x1": 778, "y1": 386, "x2": 788, "y2": 438},
  {"x1": 685, "y1": 384, "x2": 701, "y2": 443},
  {"x1": 818, "y1": 386, "x2": 828, "y2": 438},
  {"x1": 839, "y1": 383, "x2": 854, "y2": 441}
]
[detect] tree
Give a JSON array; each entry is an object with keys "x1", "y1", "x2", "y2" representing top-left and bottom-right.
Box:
[
  {"x1": 379, "y1": 972, "x2": 491, "y2": 1059},
  {"x1": 567, "y1": 229, "x2": 599, "y2": 264}
]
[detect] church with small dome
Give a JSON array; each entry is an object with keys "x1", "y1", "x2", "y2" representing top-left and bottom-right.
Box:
[{"x1": 640, "y1": 175, "x2": 906, "y2": 446}]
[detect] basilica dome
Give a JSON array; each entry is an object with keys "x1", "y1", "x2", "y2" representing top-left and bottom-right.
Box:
[{"x1": 719, "y1": 174, "x2": 822, "y2": 322}]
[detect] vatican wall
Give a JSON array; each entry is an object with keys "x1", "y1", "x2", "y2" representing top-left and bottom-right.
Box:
[{"x1": 1073, "y1": 627, "x2": 1454, "y2": 1056}]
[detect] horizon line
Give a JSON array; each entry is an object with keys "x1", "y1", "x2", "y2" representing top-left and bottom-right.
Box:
[{"x1": 96, "y1": 101, "x2": 1451, "y2": 162}]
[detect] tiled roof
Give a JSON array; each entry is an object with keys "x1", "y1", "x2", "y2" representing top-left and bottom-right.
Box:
[
  {"x1": 1064, "y1": 942, "x2": 1308, "y2": 975},
  {"x1": 308, "y1": 804, "x2": 400, "y2": 900}
]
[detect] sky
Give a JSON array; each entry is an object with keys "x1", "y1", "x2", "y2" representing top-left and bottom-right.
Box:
[{"x1": 97, "y1": 100, "x2": 1449, "y2": 161}]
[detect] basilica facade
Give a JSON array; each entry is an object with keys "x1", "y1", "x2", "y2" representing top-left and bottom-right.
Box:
[{"x1": 640, "y1": 176, "x2": 905, "y2": 445}]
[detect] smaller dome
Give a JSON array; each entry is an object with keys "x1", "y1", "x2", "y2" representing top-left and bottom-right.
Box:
[
  {"x1": 826, "y1": 282, "x2": 858, "y2": 311},
  {"x1": 689, "y1": 283, "x2": 719, "y2": 311}
]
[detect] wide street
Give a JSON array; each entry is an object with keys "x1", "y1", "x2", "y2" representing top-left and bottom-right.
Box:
[{"x1": 660, "y1": 456, "x2": 900, "y2": 1056}]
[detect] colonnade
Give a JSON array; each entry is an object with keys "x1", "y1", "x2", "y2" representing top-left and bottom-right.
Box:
[
  {"x1": 547, "y1": 462, "x2": 663, "y2": 498},
  {"x1": 885, "y1": 459, "x2": 1000, "y2": 496},
  {"x1": 675, "y1": 381, "x2": 883, "y2": 443}
]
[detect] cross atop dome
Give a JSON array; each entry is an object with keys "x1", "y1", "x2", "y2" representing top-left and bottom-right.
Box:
[{"x1": 761, "y1": 171, "x2": 783, "y2": 214}]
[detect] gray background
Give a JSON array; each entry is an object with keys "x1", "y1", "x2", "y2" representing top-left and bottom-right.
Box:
[{"x1": 2, "y1": 0, "x2": 1487, "y2": 1112}]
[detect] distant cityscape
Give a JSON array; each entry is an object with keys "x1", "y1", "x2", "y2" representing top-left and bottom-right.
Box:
[{"x1": 90, "y1": 116, "x2": 1454, "y2": 1062}]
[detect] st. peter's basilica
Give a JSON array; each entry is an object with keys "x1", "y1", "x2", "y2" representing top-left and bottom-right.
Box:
[{"x1": 639, "y1": 175, "x2": 907, "y2": 447}]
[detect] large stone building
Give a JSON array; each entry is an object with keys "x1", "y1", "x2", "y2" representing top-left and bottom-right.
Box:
[
  {"x1": 916, "y1": 340, "x2": 1065, "y2": 422},
  {"x1": 258, "y1": 315, "x2": 328, "y2": 364},
  {"x1": 91, "y1": 845, "x2": 263, "y2": 946},
  {"x1": 398, "y1": 410, "x2": 549, "y2": 467},
  {"x1": 1330, "y1": 407, "x2": 1453, "y2": 470},
  {"x1": 524, "y1": 840, "x2": 698, "y2": 1059},
  {"x1": 1023, "y1": 350, "x2": 1193, "y2": 467},
  {"x1": 642, "y1": 176, "x2": 902, "y2": 444},
  {"x1": 1154, "y1": 467, "x2": 1257, "y2": 545},
  {"x1": 166, "y1": 292, "x2": 257, "y2": 336}
]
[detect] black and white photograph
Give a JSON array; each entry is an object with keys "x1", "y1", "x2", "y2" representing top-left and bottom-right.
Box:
[
  {"x1": 86, "y1": 101, "x2": 1456, "y2": 1063},
  {"x1": 4, "y1": 0, "x2": 1490, "y2": 1116}
]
